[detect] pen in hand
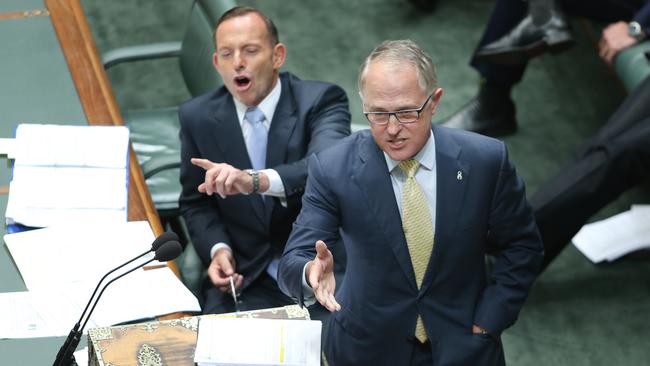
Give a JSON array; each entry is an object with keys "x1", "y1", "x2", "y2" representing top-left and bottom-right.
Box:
[{"x1": 229, "y1": 275, "x2": 240, "y2": 314}]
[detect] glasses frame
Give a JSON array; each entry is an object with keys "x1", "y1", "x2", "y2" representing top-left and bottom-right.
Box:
[{"x1": 363, "y1": 92, "x2": 433, "y2": 126}]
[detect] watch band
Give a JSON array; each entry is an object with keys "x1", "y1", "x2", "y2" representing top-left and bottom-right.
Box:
[{"x1": 245, "y1": 169, "x2": 260, "y2": 194}]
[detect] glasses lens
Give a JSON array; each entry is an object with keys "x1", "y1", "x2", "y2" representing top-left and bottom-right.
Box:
[
  {"x1": 367, "y1": 113, "x2": 389, "y2": 124},
  {"x1": 395, "y1": 111, "x2": 418, "y2": 123}
]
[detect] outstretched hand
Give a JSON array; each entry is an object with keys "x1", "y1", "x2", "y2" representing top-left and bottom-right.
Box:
[{"x1": 306, "y1": 240, "x2": 340, "y2": 312}]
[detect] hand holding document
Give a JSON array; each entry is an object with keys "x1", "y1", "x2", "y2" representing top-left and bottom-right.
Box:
[
  {"x1": 572, "y1": 204, "x2": 650, "y2": 263},
  {"x1": 194, "y1": 318, "x2": 322, "y2": 366}
]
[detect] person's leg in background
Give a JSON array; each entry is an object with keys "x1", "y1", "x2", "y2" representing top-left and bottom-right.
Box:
[
  {"x1": 531, "y1": 76, "x2": 650, "y2": 271},
  {"x1": 439, "y1": 0, "x2": 540, "y2": 136},
  {"x1": 439, "y1": 0, "x2": 640, "y2": 137}
]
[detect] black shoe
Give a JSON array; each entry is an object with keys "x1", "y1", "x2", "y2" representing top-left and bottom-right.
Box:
[
  {"x1": 475, "y1": 11, "x2": 574, "y2": 65},
  {"x1": 438, "y1": 87, "x2": 517, "y2": 137}
]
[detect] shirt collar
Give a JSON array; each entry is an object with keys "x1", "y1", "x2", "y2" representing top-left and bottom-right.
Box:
[
  {"x1": 384, "y1": 129, "x2": 436, "y2": 173},
  {"x1": 233, "y1": 77, "x2": 282, "y2": 125}
]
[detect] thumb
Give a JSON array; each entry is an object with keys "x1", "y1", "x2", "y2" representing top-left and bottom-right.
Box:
[
  {"x1": 216, "y1": 252, "x2": 235, "y2": 276},
  {"x1": 315, "y1": 240, "x2": 328, "y2": 259}
]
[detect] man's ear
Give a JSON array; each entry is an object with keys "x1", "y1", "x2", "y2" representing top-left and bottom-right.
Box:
[
  {"x1": 272, "y1": 43, "x2": 287, "y2": 69},
  {"x1": 212, "y1": 52, "x2": 220, "y2": 71},
  {"x1": 430, "y1": 87, "x2": 444, "y2": 113}
]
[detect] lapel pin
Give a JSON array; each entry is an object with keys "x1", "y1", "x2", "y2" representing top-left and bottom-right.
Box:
[{"x1": 457, "y1": 171, "x2": 463, "y2": 181}]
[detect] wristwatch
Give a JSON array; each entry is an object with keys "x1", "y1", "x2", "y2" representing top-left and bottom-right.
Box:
[
  {"x1": 244, "y1": 169, "x2": 260, "y2": 194},
  {"x1": 628, "y1": 21, "x2": 646, "y2": 41}
]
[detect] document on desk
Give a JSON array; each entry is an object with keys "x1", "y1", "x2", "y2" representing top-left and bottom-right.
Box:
[
  {"x1": 0, "y1": 291, "x2": 76, "y2": 339},
  {"x1": 1, "y1": 220, "x2": 201, "y2": 338},
  {"x1": 4, "y1": 221, "x2": 156, "y2": 290},
  {"x1": 572, "y1": 204, "x2": 650, "y2": 263},
  {"x1": 194, "y1": 317, "x2": 322, "y2": 366},
  {"x1": 5, "y1": 124, "x2": 129, "y2": 228},
  {"x1": 0, "y1": 267, "x2": 200, "y2": 339}
]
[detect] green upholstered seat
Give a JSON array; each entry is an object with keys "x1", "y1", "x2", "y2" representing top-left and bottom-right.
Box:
[{"x1": 103, "y1": 0, "x2": 236, "y2": 219}]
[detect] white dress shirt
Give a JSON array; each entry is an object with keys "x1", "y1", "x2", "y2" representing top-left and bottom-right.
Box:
[{"x1": 210, "y1": 79, "x2": 287, "y2": 263}]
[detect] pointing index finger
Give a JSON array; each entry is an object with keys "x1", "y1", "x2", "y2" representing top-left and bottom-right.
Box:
[{"x1": 191, "y1": 158, "x2": 211, "y2": 170}]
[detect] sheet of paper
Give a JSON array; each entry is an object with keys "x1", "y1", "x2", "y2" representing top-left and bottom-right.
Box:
[
  {"x1": 0, "y1": 291, "x2": 78, "y2": 339},
  {"x1": 572, "y1": 204, "x2": 650, "y2": 263},
  {"x1": 3, "y1": 221, "x2": 155, "y2": 290},
  {"x1": 73, "y1": 347, "x2": 89, "y2": 366},
  {"x1": 6, "y1": 124, "x2": 129, "y2": 227},
  {"x1": 0, "y1": 269, "x2": 200, "y2": 339},
  {"x1": 194, "y1": 318, "x2": 321, "y2": 366},
  {"x1": 82, "y1": 266, "x2": 201, "y2": 327},
  {"x1": 0, "y1": 138, "x2": 16, "y2": 157}
]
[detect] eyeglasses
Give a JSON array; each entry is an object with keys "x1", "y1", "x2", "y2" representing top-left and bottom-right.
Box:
[{"x1": 363, "y1": 93, "x2": 433, "y2": 125}]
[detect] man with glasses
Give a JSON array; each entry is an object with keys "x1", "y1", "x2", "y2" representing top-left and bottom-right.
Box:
[{"x1": 278, "y1": 39, "x2": 543, "y2": 365}]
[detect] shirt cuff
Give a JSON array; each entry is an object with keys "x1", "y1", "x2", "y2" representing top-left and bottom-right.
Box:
[
  {"x1": 301, "y1": 262, "x2": 317, "y2": 307},
  {"x1": 210, "y1": 242, "x2": 231, "y2": 260},
  {"x1": 260, "y1": 168, "x2": 285, "y2": 197}
]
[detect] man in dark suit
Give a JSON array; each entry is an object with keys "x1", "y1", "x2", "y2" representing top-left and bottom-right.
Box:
[
  {"x1": 278, "y1": 40, "x2": 543, "y2": 365},
  {"x1": 179, "y1": 6, "x2": 350, "y2": 314}
]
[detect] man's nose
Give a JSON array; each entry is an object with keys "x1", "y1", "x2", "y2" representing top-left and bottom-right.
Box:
[
  {"x1": 233, "y1": 51, "x2": 245, "y2": 69},
  {"x1": 386, "y1": 114, "x2": 403, "y2": 134}
]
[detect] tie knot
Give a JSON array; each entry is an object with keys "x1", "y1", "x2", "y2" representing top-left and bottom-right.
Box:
[
  {"x1": 245, "y1": 107, "x2": 265, "y2": 125},
  {"x1": 398, "y1": 159, "x2": 420, "y2": 178}
]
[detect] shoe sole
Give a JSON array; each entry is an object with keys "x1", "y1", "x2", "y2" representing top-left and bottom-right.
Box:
[{"x1": 476, "y1": 36, "x2": 574, "y2": 65}]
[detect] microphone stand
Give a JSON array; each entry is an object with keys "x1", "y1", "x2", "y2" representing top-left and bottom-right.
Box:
[
  {"x1": 53, "y1": 238, "x2": 181, "y2": 366},
  {"x1": 52, "y1": 254, "x2": 154, "y2": 366}
]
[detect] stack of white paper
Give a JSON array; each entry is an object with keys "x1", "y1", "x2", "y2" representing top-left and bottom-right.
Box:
[
  {"x1": 5, "y1": 124, "x2": 130, "y2": 228},
  {"x1": 572, "y1": 204, "x2": 650, "y2": 263},
  {"x1": 195, "y1": 318, "x2": 322, "y2": 366}
]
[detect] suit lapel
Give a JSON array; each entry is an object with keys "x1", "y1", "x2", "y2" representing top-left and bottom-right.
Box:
[
  {"x1": 353, "y1": 134, "x2": 418, "y2": 290},
  {"x1": 266, "y1": 74, "x2": 297, "y2": 171},
  {"x1": 264, "y1": 75, "x2": 297, "y2": 222},
  {"x1": 212, "y1": 96, "x2": 267, "y2": 228},
  {"x1": 421, "y1": 127, "x2": 470, "y2": 292}
]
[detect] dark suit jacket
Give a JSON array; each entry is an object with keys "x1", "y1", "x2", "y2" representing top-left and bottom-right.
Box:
[
  {"x1": 278, "y1": 127, "x2": 543, "y2": 366},
  {"x1": 179, "y1": 72, "x2": 350, "y2": 295}
]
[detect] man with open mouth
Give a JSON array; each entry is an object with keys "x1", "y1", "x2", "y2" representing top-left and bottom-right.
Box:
[{"x1": 179, "y1": 6, "x2": 350, "y2": 319}]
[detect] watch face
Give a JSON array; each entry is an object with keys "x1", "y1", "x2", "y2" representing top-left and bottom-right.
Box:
[{"x1": 629, "y1": 21, "x2": 642, "y2": 38}]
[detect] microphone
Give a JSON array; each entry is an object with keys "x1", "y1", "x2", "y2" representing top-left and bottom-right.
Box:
[{"x1": 52, "y1": 233, "x2": 181, "y2": 366}]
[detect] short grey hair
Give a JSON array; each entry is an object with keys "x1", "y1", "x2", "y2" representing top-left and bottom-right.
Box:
[{"x1": 358, "y1": 39, "x2": 437, "y2": 98}]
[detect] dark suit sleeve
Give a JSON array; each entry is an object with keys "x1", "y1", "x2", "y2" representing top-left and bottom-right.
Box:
[
  {"x1": 633, "y1": 1, "x2": 650, "y2": 32},
  {"x1": 474, "y1": 143, "x2": 544, "y2": 335},
  {"x1": 274, "y1": 84, "x2": 351, "y2": 198},
  {"x1": 278, "y1": 153, "x2": 341, "y2": 301},
  {"x1": 178, "y1": 104, "x2": 231, "y2": 266}
]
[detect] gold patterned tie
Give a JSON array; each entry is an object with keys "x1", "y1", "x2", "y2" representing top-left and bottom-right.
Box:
[{"x1": 399, "y1": 159, "x2": 434, "y2": 343}]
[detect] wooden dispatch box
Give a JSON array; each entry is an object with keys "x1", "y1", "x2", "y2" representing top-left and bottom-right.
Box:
[{"x1": 87, "y1": 305, "x2": 310, "y2": 366}]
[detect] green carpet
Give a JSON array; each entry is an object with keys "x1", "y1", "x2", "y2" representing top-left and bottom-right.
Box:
[{"x1": 82, "y1": 0, "x2": 650, "y2": 364}]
